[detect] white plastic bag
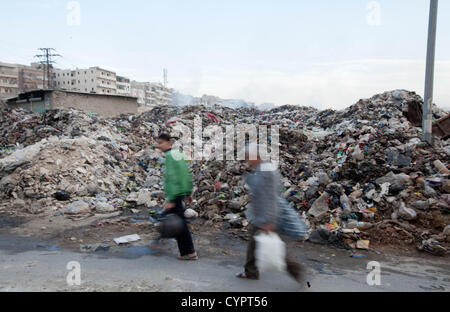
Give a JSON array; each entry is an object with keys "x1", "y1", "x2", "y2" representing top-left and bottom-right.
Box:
[
  {"x1": 254, "y1": 232, "x2": 287, "y2": 273},
  {"x1": 184, "y1": 208, "x2": 198, "y2": 219}
]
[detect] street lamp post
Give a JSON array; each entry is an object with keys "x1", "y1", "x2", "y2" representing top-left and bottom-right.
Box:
[{"x1": 422, "y1": 0, "x2": 439, "y2": 144}]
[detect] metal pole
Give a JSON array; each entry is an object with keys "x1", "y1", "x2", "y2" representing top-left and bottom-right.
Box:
[{"x1": 423, "y1": 0, "x2": 439, "y2": 144}]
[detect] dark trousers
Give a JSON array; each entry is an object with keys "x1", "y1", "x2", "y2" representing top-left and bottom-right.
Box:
[
  {"x1": 245, "y1": 225, "x2": 302, "y2": 281},
  {"x1": 169, "y1": 196, "x2": 196, "y2": 256}
]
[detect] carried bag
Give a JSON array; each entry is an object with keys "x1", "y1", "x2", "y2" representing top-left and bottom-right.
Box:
[
  {"x1": 159, "y1": 213, "x2": 184, "y2": 238},
  {"x1": 254, "y1": 232, "x2": 287, "y2": 273},
  {"x1": 277, "y1": 196, "x2": 310, "y2": 240}
]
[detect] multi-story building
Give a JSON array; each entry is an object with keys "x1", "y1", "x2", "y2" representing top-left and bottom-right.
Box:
[
  {"x1": 2, "y1": 61, "x2": 173, "y2": 108},
  {"x1": 145, "y1": 83, "x2": 171, "y2": 106},
  {"x1": 130, "y1": 81, "x2": 171, "y2": 107},
  {"x1": 116, "y1": 76, "x2": 131, "y2": 96},
  {"x1": 0, "y1": 62, "x2": 20, "y2": 99},
  {"x1": 130, "y1": 81, "x2": 146, "y2": 106},
  {"x1": 19, "y1": 65, "x2": 45, "y2": 92},
  {"x1": 53, "y1": 67, "x2": 117, "y2": 95}
]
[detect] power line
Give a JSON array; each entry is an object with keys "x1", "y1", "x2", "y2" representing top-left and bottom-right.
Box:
[{"x1": 34, "y1": 48, "x2": 61, "y2": 89}]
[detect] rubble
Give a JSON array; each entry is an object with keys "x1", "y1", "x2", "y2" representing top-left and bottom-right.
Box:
[
  {"x1": 418, "y1": 238, "x2": 447, "y2": 256},
  {"x1": 64, "y1": 200, "x2": 91, "y2": 215},
  {"x1": 0, "y1": 89, "x2": 449, "y2": 255},
  {"x1": 307, "y1": 192, "x2": 330, "y2": 220},
  {"x1": 184, "y1": 208, "x2": 199, "y2": 219}
]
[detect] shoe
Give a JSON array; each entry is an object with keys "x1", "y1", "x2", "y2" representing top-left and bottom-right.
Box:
[
  {"x1": 236, "y1": 272, "x2": 259, "y2": 280},
  {"x1": 177, "y1": 254, "x2": 198, "y2": 260}
]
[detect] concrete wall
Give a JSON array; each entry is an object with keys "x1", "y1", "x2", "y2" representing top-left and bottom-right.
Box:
[{"x1": 49, "y1": 91, "x2": 137, "y2": 117}]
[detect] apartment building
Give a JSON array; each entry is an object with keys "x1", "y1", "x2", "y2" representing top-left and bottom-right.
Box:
[
  {"x1": 130, "y1": 81, "x2": 146, "y2": 106},
  {"x1": 130, "y1": 81, "x2": 171, "y2": 107},
  {"x1": 53, "y1": 67, "x2": 117, "y2": 95},
  {"x1": 0, "y1": 62, "x2": 20, "y2": 99},
  {"x1": 1, "y1": 61, "x2": 172, "y2": 107},
  {"x1": 19, "y1": 66, "x2": 45, "y2": 92},
  {"x1": 116, "y1": 76, "x2": 131, "y2": 96},
  {"x1": 145, "y1": 82, "x2": 171, "y2": 106}
]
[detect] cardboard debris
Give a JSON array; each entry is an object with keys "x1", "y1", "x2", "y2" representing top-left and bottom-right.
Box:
[
  {"x1": 113, "y1": 234, "x2": 141, "y2": 245},
  {"x1": 356, "y1": 240, "x2": 370, "y2": 250}
]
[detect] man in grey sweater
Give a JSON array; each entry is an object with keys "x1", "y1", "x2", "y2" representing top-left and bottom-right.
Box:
[{"x1": 236, "y1": 144, "x2": 303, "y2": 282}]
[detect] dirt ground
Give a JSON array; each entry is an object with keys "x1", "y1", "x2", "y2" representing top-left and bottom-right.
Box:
[
  {"x1": 1, "y1": 205, "x2": 450, "y2": 292},
  {"x1": 0, "y1": 205, "x2": 448, "y2": 261}
]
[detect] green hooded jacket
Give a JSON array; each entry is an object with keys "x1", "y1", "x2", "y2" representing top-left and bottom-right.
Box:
[{"x1": 164, "y1": 149, "x2": 193, "y2": 202}]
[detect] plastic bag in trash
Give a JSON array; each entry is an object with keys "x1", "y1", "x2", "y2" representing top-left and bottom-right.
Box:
[{"x1": 255, "y1": 232, "x2": 286, "y2": 273}]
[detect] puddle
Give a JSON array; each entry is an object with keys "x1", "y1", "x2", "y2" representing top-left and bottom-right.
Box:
[
  {"x1": 314, "y1": 267, "x2": 347, "y2": 276},
  {"x1": 112, "y1": 246, "x2": 161, "y2": 259},
  {"x1": 36, "y1": 243, "x2": 60, "y2": 251},
  {"x1": 0, "y1": 235, "x2": 60, "y2": 254},
  {"x1": 0, "y1": 215, "x2": 27, "y2": 229}
]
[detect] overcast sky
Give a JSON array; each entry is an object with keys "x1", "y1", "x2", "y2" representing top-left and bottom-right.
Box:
[{"x1": 1, "y1": 0, "x2": 449, "y2": 109}]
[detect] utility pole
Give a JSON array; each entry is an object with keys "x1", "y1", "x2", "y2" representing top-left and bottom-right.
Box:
[
  {"x1": 34, "y1": 48, "x2": 61, "y2": 89},
  {"x1": 163, "y1": 68, "x2": 168, "y2": 88},
  {"x1": 423, "y1": 0, "x2": 439, "y2": 144}
]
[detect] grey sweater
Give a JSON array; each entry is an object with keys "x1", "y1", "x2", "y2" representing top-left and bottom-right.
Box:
[{"x1": 244, "y1": 162, "x2": 281, "y2": 228}]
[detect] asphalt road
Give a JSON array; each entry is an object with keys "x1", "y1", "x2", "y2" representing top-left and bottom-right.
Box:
[{"x1": 0, "y1": 234, "x2": 449, "y2": 292}]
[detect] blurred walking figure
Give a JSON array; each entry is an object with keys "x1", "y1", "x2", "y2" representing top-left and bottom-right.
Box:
[
  {"x1": 236, "y1": 144, "x2": 303, "y2": 282},
  {"x1": 155, "y1": 133, "x2": 198, "y2": 260}
]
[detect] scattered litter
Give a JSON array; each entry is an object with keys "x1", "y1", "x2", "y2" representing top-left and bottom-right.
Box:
[{"x1": 113, "y1": 234, "x2": 141, "y2": 245}]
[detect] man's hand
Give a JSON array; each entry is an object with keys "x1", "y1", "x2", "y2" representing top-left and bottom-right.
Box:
[
  {"x1": 261, "y1": 223, "x2": 275, "y2": 233},
  {"x1": 163, "y1": 202, "x2": 176, "y2": 212},
  {"x1": 186, "y1": 196, "x2": 193, "y2": 205}
]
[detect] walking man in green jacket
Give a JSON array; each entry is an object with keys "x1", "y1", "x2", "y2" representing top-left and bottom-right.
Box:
[{"x1": 156, "y1": 133, "x2": 198, "y2": 260}]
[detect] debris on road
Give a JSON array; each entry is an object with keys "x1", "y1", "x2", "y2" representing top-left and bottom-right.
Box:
[{"x1": 113, "y1": 234, "x2": 141, "y2": 245}]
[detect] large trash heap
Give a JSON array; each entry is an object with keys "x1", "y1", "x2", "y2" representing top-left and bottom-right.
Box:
[{"x1": 1, "y1": 90, "x2": 449, "y2": 254}]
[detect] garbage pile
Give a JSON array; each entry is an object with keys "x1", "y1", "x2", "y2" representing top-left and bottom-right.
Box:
[{"x1": 0, "y1": 89, "x2": 449, "y2": 255}]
